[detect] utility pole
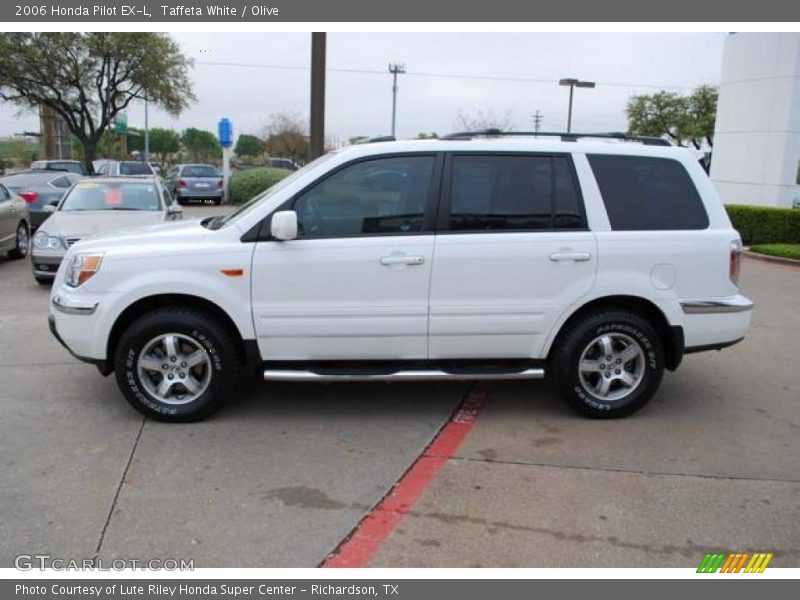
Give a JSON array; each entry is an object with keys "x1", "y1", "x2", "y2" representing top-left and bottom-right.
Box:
[
  {"x1": 533, "y1": 110, "x2": 542, "y2": 136},
  {"x1": 388, "y1": 62, "x2": 405, "y2": 138},
  {"x1": 309, "y1": 32, "x2": 327, "y2": 161},
  {"x1": 558, "y1": 78, "x2": 595, "y2": 133}
]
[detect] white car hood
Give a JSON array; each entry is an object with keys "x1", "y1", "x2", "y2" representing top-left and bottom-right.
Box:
[
  {"x1": 44, "y1": 210, "x2": 165, "y2": 240},
  {"x1": 68, "y1": 218, "x2": 214, "y2": 254}
]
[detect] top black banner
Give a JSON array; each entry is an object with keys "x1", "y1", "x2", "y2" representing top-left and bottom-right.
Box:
[{"x1": 3, "y1": 0, "x2": 800, "y2": 22}]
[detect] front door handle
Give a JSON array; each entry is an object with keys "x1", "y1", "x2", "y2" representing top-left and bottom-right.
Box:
[
  {"x1": 549, "y1": 251, "x2": 592, "y2": 262},
  {"x1": 380, "y1": 255, "x2": 425, "y2": 266}
]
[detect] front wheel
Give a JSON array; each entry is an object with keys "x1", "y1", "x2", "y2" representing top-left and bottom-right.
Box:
[
  {"x1": 7, "y1": 222, "x2": 29, "y2": 259},
  {"x1": 114, "y1": 307, "x2": 238, "y2": 422},
  {"x1": 550, "y1": 310, "x2": 664, "y2": 418}
]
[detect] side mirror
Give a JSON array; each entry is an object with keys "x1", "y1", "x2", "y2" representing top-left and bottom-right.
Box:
[
  {"x1": 167, "y1": 203, "x2": 183, "y2": 220},
  {"x1": 271, "y1": 210, "x2": 298, "y2": 241},
  {"x1": 42, "y1": 204, "x2": 57, "y2": 213}
]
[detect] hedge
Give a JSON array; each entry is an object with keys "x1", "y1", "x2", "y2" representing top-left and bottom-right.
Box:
[
  {"x1": 724, "y1": 204, "x2": 800, "y2": 245},
  {"x1": 228, "y1": 167, "x2": 292, "y2": 204}
]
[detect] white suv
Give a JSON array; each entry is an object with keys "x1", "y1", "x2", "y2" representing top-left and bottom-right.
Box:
[{"x1": 48, "y1": 133, "x2": 753, "y2": 421}]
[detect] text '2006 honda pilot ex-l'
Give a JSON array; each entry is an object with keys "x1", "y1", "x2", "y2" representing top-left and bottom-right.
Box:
[{"x1": 47, "y1": 131, "x2": 753, "y2": 422}]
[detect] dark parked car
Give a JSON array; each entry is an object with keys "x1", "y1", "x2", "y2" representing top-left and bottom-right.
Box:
[
  {"x1": 0, "y1": 170, "x2": 83, "y2": 228},
  {"x1": 30, "y1": 160, "x2": 87, "y2": 175},
  {"x1": 164, "y1": 163, "x2": 224, "y2": 205},
  {"x1": 268, "y1": 157, "x2": 300, "y2": 171}
]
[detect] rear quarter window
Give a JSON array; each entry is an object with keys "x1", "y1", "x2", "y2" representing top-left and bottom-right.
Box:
[{"x1": 588, "y1": 155, "x2": 708, "y2": 231}]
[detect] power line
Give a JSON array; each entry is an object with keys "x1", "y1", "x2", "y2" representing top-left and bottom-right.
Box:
[{"x1": 193, "y1": 60, "x2": 698, "y2": 90}]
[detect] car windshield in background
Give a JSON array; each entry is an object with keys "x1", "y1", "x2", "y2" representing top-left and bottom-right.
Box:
[
  {"x1": 61, "y1": 181, "x2": 160, "y2": 211},
  {"x1": 183, "y1": 165, "x2": 219, "y2": 177},
  {"x1": 119, "y1": 162, "x2": 153, "y2": 175}
]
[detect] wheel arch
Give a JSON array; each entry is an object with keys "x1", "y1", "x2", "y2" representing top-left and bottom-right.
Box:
[
  {"x1": 106, "y1": 293, "x2": 255, "y2": 374},
  {"x1": 546, "y1": 295, "x2": 684, "y2": 371}
]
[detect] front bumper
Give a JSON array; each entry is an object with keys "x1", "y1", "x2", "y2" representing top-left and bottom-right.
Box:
[
  {"x1": 31, "y1": 253, "x2": 63, "y2": 279},
  {"x1": 48, "y1": 313, "x2": 111, "y2": 374}
]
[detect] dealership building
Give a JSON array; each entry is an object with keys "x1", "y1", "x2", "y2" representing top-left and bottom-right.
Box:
[{"x1": 710, "y1": 33, "x2": 800, "y2": 208}]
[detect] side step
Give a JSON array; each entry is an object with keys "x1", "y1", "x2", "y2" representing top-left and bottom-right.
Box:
[{"x1": 263, "y1": 367, "x2": 545, "y2": 382}]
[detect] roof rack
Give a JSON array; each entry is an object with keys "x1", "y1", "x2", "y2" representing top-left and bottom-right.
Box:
[{"x1": 439, "y1": 129, "x2": 671, "y2": 146}]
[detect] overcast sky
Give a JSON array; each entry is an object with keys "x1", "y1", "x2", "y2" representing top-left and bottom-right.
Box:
[{"x1": 0, "y1": 32, "x2": 727, "y2": 144}]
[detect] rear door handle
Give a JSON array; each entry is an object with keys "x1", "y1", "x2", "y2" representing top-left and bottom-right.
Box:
[
  {"x1": 549, "y1": 251, "x2": 592, "y2": 262},
  {"x1": 380, "y1": 255, "x2": 425, "y2": 266}
]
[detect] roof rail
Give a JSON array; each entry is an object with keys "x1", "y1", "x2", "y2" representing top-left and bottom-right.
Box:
[{"x1": 439, "y1": 129, "x2": 671, "y2": 146}]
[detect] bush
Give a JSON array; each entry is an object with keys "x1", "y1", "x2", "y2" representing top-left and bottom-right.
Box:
[
  {"x1": 228, "y1": 167, "x2": 291, "y2": 204},
  {"x1": 725, "y1": 204, "x2": 800, "y2": 245}
]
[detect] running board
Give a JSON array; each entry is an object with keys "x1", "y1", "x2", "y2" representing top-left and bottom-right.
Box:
[{"x1": 262, "y1": 367, "x2": 545, "y2": 382}]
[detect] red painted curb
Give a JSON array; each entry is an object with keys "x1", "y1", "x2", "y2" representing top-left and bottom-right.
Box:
[{"x1": 322, "y1": 383, "x2": 490, "y2": 568}]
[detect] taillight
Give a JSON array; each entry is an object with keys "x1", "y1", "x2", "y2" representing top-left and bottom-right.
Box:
[
  {"x1": 730, "y1": 240, "x2": 742, "y2": 285},
  {"x1": 19, "y1": 190, "x2": 37, "y2": 203},
  {"x1": 178, "y1": 179, "x2": 187, "y2": 188},
  {"x1": 218, "y1": 179, "x2": 224, "y2": 188}
]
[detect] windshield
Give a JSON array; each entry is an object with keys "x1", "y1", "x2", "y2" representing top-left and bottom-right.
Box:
[
  {"x1": 183, "y1": 165, "x2": 219, "y2": 177},
  {"x1": 61, "y1": 181, "x2": 161, "y2": 211},
  {"x1": 212, "y1": 152, "x2": 336, "y2": 229},
  {"x1": 119, "y1": 162, "x2": 154, "y2": 175}
]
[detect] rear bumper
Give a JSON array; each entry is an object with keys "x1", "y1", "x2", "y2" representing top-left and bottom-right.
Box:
[
  {"x1": 177, "y1": 189, "x2": 224, "y2": 199},
  {"x1": 679, "y1": 294, "x2": 754, "y2": 350}
]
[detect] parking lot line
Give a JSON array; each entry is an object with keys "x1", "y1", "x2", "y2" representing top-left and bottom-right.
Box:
[{"x1": 322, "y1": 383, "x2": 490, "y2": 568}]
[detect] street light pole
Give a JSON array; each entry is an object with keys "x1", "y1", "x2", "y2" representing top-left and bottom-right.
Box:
[
  {"x1": 388, "y1": 63, "x2": 405, "y2": 138},
  {"x1": 558, "y1": 78, "x2": 596, "y2": 133},
  {"x1": 143, "y1": 96, "x2": 149, "y2": 163}
]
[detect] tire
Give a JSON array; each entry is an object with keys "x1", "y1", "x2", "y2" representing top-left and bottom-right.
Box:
[
  {"x1": 113, "y1": 306, "x2": 239, "y2": 422},
  {"x1": 550, "y1": 310, "x2": 664, "y2": 418},
  {"x1": 34, "y1": 276, "x2": 51, "y2": 285},
  {"x1": 213, "y1": 198, "x2": 222, "y2": 206},
  {"x1": 7, "y1": 222, "x2": 29, "y2": 259},
  {"x1": 176, "y1": 198, "x2": 186, "y2": 206}
]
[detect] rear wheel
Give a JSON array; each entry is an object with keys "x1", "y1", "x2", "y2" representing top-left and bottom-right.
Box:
[
  {"x1": 550, "y1": 310, "x2": 664, "y2": 418},
  {"x1": 213, "y1": 198, "x2": 222, "y2": 206},
  {"x1": 114, "y1": 307, "x2": 238, "y2": 422},
  {"x1": 7, "y1": 222, "x2": 29, "y2": 259}
]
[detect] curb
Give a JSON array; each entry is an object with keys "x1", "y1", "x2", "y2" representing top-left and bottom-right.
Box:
[{"x1": 743, "y1": 250, "x2": 800, "y2": 268}]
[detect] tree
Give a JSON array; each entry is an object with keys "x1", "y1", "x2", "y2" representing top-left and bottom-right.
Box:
[
  {"x1": 181, "y1": 127, "x2": 221, "y2": 163},
  {"x1": 0, "y1": 33, "x2": 194, "y2": 173},
  {"x1": 234, "y1": 133, "x2": 265, "y2": 159},
  {"x1": 454, "y1": 109, "x2": 514, "y2": 132},
  {"x1": 262, "y1": 112, "x2": 309, "y2": 163},
  {"x1": 626, "y1": 85, "x2": 717, "y2": 149},
  {"x1": 126, "y1": 127, "x2": 180, "y2": 164},
  {"x1": 415, "y1": 132, "x2": 439, "y2": 139}
]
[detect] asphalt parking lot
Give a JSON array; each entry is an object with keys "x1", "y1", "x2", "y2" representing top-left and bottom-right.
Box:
[{"x1": 1, "y1": 204, "x2": 798, "y2": 568}]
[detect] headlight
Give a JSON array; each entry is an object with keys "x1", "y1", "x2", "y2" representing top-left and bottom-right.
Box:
[
  {"x1": 33, "y1": 231, "x2": 65, "y2": 251},
  {"x1": 65, "y1": 253, "x2": 104, "y2": 288}
]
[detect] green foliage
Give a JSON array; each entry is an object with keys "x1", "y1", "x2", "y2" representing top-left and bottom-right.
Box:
[
  {"x1": 0, "y1": 137, "x2": 41, "y2": 167},
  {"x1": 0, "y1": 33, "x2": 194, "y2": 173},
  {"x1": 627, "y1": 85, "x2": 717, "y2": 149},
  {"x1": 234, "y1": 134, "x2": 265, "y2": 158},
  {"x1": 181, "y1": 128, "x2": 221, "y2": 163},
  {"x1": 415, "y1": 132, "x2": 439, "y2": 139},
  {"x1": 749, "y1": 244, "x2": 800, "y2": 261},
  {"x1": 228, "y1": 167, "x2": 291, "y2": 204},
  {"x1": 128, "y1": 127, "x2": 181, "y2": 163},
  {"x1": 725, "y1": 205, "x2": 800, "y2": 245}
]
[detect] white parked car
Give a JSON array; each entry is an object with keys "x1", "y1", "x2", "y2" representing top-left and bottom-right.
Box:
[
  {"x1": 48, "y1": 132, "x2": 753, "y2": 421},
  {"x1": 32, "y1": 177, "x2": 182, "y2": 283}
]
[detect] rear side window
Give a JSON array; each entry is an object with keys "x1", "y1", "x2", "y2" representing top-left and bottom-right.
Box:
[
  {"x1": 588, "y1": 155, "x2": 708, "y2": 230},
  {"x1": 446, "y1": 155, "x2": 585, "y2": 232}
]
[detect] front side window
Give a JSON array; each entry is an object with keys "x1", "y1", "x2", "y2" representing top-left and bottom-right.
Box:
[
  {"x1": 60, "y1": 181, "x2": 160, "y2": 211},
  {"x1": 292, "y1": 155, "x2": 435, "y2": 238},
  {"x1": 446, "y1": 155, "x2": 585, "y2": 231},
  {"x1": 588, "y1": 154, "x2": 709, "y2": 231}
]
